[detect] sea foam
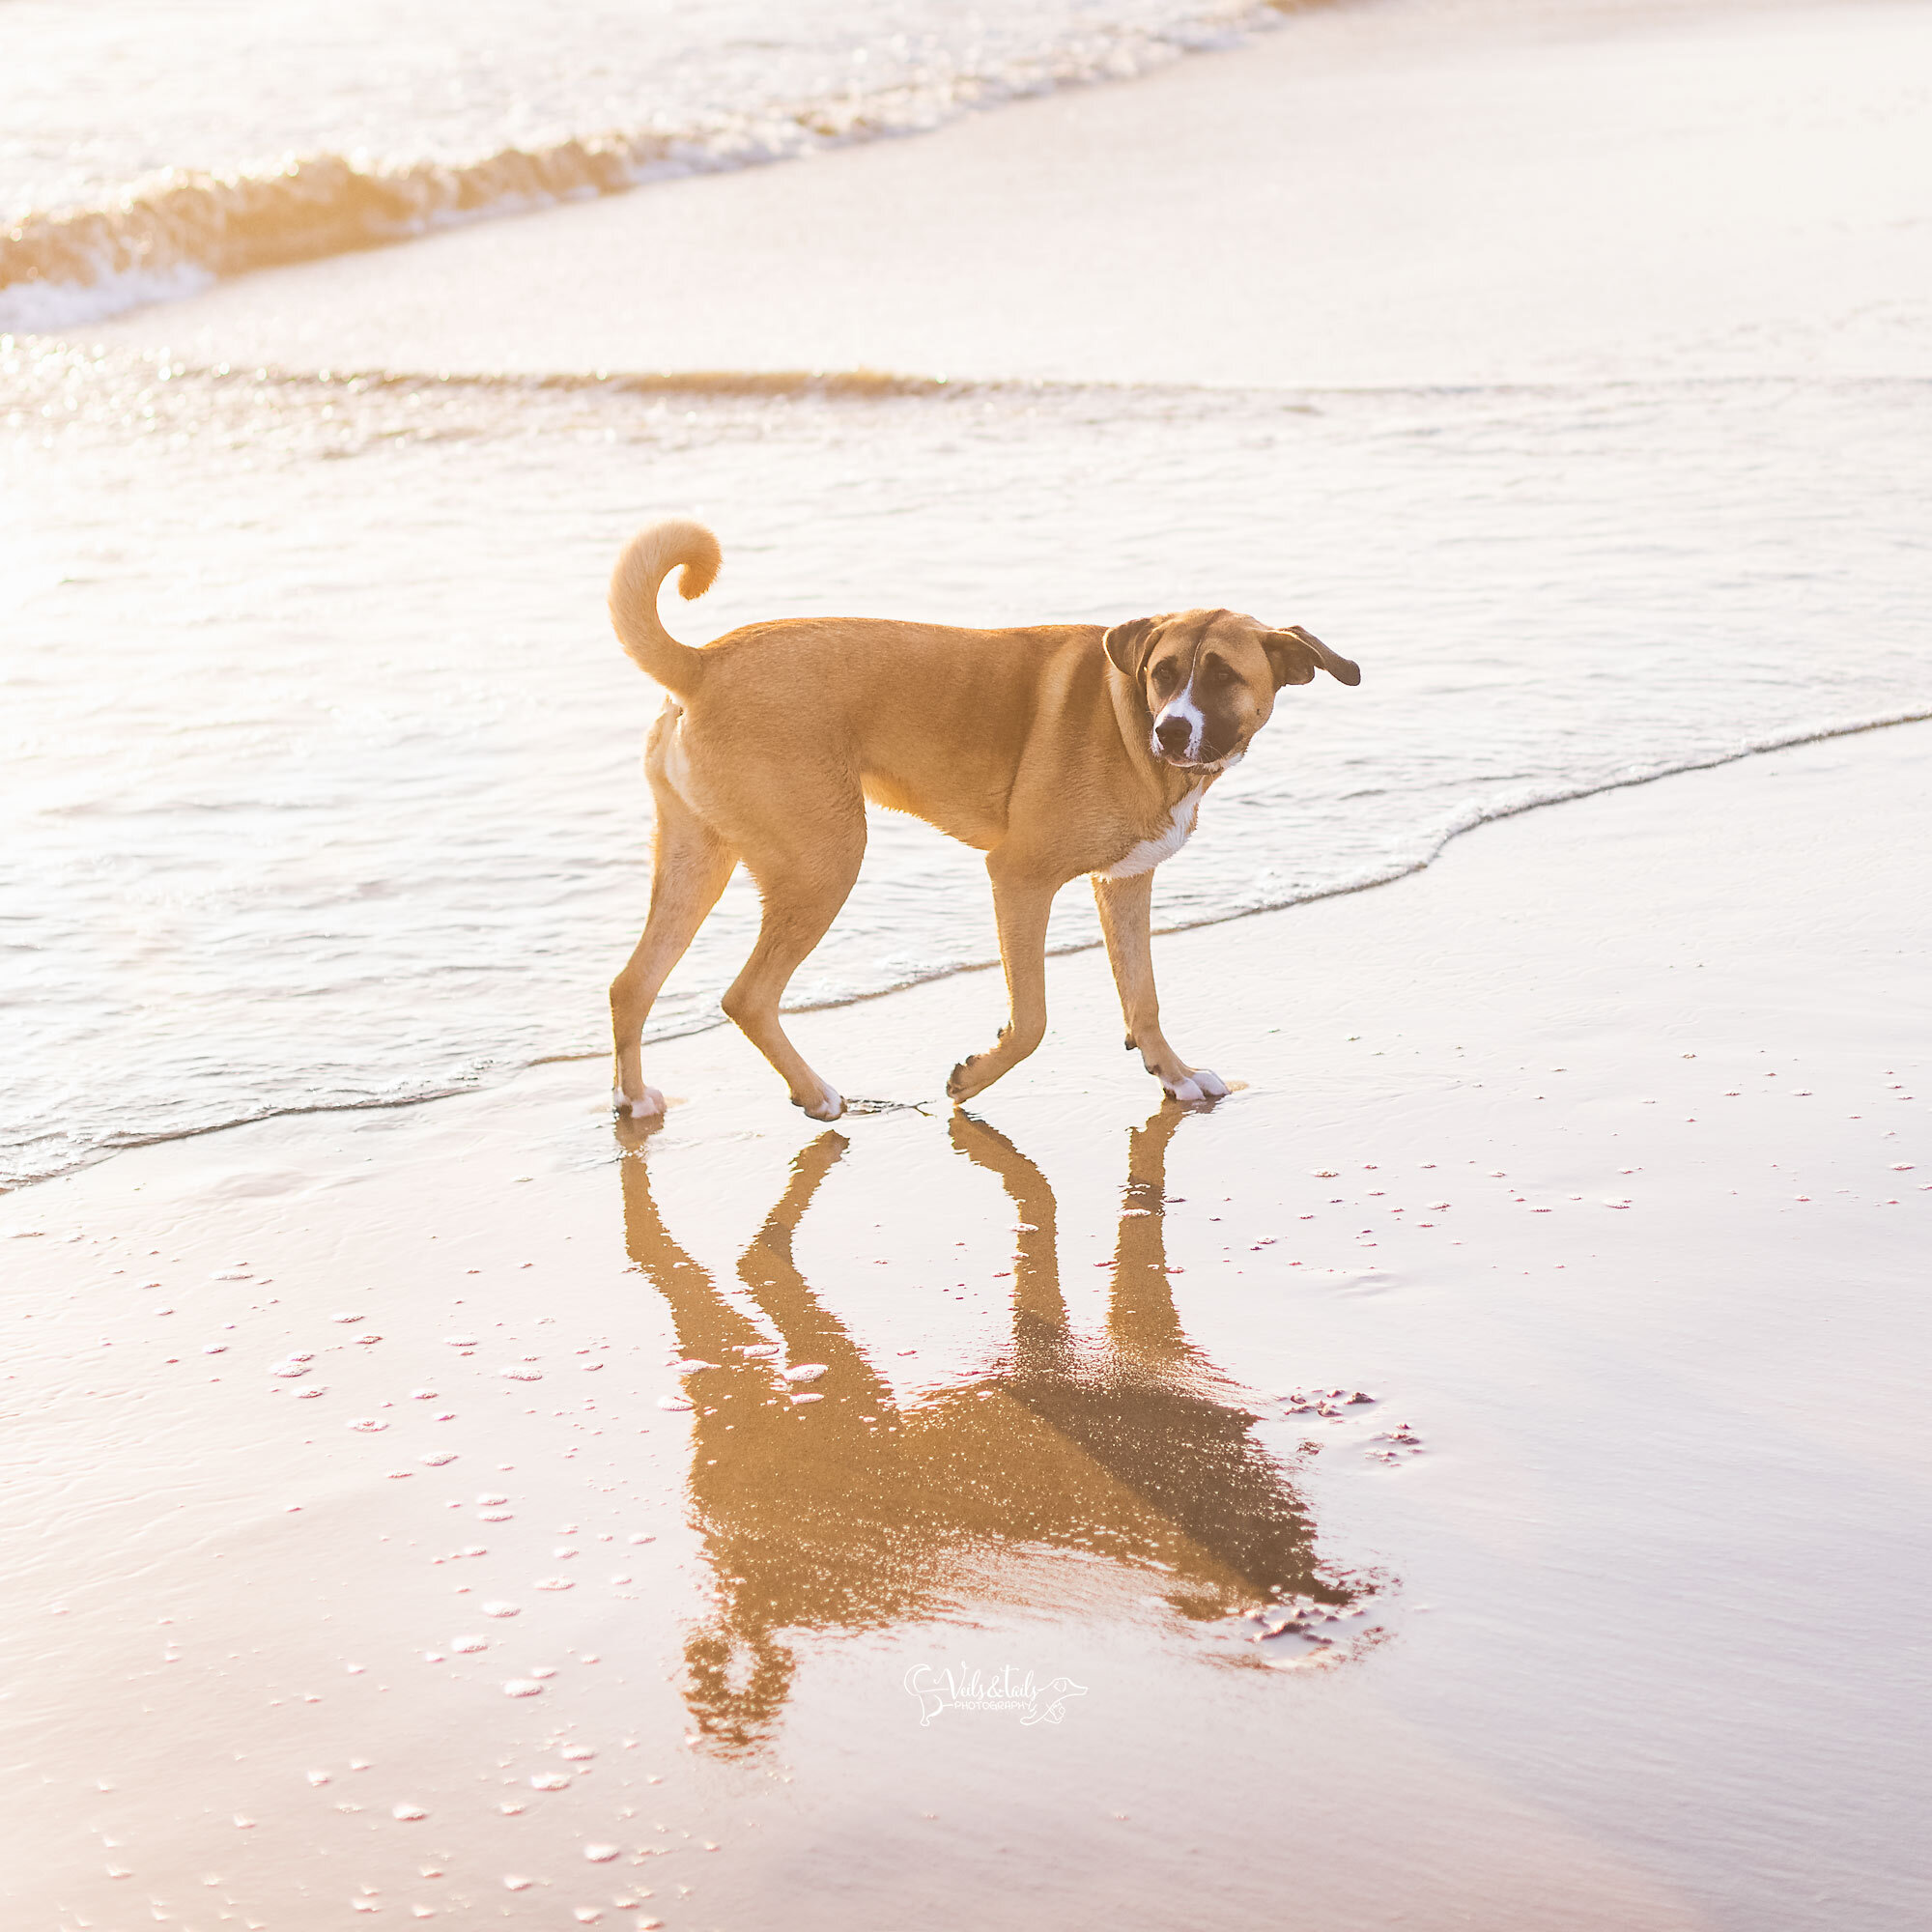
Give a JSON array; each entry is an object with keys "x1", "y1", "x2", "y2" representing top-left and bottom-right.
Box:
[{"x1": 0, "y1": 0, "x2": 1291, "y2": 331}]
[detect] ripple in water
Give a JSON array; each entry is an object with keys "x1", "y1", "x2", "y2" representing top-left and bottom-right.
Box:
[{"x1": 3, "y1": 355, "x2": 1927, "y2": 1185}]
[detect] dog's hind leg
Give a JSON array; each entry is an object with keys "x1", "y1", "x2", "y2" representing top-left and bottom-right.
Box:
[
  {"x1": 721, "y1": 812, "x2": 867, "y2": 1122},
  {"x1": 1091, "y1": 870, "x2": 1228, "y2": 1104},
  {"x1": 611, "y1": 788, "x2": 738, "y2": 1120},
  {"x1": 946, "y1": 864, "x2": 1060, "y2": 1102}
]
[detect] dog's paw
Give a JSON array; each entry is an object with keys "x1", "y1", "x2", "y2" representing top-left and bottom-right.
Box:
[
  {"x1": 1163, "y1": 1066, "x2": 1229, "y2": 1104},
  {"x1": 612, "y1": 1082, "x2": 667, "y2": 1121},
  {"x1": 793, "y1": 1082, "x2": 844, "y2": 1122},
  {"x1": 946, "y1": 1057, "x2": 983, "y2": 1102}
]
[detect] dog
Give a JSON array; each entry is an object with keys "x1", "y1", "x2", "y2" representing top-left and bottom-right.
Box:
[{"x1": 607, "y1": 519, "x2": 1360, "y2": 1122}]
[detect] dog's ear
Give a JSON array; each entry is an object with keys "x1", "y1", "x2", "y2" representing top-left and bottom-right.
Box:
[
  {"x1": 1263, "y1": 625, "x2": 1360, "y2": 689},
  {"x1": 1103, "y1": 615, "x2": 1163, "y2": 680}
]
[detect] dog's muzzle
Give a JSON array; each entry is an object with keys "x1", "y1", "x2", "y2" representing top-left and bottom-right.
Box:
[{"x1": 1151, "y1": 735, "x2": 1243, "y2": 776}]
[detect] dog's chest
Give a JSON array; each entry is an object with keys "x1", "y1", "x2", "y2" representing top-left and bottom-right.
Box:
[{"x1": 1099, "y1": 784, "x2": 1204, "y2": 880}]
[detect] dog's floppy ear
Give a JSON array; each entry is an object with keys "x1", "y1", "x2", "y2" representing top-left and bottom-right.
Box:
[
  {"x1": 1263, "y1": 625, "x2": 1360, "y2": 689},
  {"x1": 1103, "y1": 615, "x2": 1163, "y2": 680}
]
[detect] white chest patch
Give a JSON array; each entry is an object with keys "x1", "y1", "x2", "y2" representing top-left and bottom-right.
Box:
[{"x1": 1100, "y1": 785, "x2": 1204, "y2": 880}]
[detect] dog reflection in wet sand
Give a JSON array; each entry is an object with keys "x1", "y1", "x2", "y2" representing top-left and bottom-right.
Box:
[{"x1": 619, "y1": 1105, "x2": 1358, "y2": 1752}]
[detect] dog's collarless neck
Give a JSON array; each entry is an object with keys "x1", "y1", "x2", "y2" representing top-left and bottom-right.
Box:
[{"x1": 1103, "y1": 663, "x2": 1197, "y2": 804}]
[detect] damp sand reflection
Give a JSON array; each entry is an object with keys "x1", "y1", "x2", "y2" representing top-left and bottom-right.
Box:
[{"x1": 617, "y1": 1104, "x2": 1373, "y2": 1752}]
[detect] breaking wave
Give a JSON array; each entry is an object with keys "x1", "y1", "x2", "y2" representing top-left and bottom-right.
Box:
[{"x1": 0, "y1": 0, "x2": 1299, "y2": 332}]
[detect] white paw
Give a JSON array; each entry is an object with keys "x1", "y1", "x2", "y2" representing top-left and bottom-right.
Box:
[
  {"x1": 1163, "y1": 1066, "x2": 1227, "y2": 1103},
  {"x1": 797, "y1": 1083, "x2": 844, "y2": 1122},
  {"x1": 612, "y1": 1083, "x2": 666, "y2": 1120}
]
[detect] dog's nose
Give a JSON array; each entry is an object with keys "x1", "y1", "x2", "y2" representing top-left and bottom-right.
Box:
[{"x1": 1154, "y1": 716, "x2": 1192, "y2": 757}]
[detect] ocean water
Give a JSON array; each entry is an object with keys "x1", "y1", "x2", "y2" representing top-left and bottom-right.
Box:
[
  {"x1": 0, "y1": 0, "x2": 1287, "y2": 328},
  {"x1": 5, "y1": 0, "x2": 1931, "y2": 1191},
  {"x1": 7, "y1": 346, "x2": 1930, "y2": 1189}
]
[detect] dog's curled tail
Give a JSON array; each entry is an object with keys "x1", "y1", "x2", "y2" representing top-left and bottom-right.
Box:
[{"x1": 609, "y1": 518, "x2": 722, "y2": 696}]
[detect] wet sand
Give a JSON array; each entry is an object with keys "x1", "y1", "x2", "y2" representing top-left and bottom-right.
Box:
[
  {"x1": 89, "y1": 0, "x2": 1932, "y2": 386},
  {"x1": 15, "y1": 0, "x2": 1931, "y2": 1921},
  {"x1": 7, "y1": 724, "x2": 1929, "y2": 1929}
]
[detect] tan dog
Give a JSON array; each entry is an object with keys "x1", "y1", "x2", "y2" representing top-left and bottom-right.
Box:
[{"x1": 608, "y1": 519, "x2": 1360, "y2": 1122}]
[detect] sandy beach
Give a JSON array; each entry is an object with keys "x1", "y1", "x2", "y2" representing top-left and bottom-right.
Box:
[
  {"x1": 8, "y1": 0, "x2": 1932, "y2": 1924},
  {"x1": 7, "y1": 724, "x2": 1929, "y2": 1928}
]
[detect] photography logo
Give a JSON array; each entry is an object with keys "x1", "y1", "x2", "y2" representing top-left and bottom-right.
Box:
[{"x1": 903, "y1": 1662, "x2": 1087, "y2": 1727}]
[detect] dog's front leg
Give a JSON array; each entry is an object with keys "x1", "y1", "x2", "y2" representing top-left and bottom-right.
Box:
[
  {"x1": 947, "y1": 866, "x2": 1059, "y2": 1102},
  {"x1": 1091, "y1": 871, "x2": 1228, "y2": 1104}
]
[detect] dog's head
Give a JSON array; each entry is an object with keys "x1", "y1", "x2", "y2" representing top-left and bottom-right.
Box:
[{"x1": 1103, "y1": 609, "x2": 1360, "y2": 773}]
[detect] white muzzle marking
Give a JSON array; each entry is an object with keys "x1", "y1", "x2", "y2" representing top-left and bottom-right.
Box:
[{"x1": 1151, "y1": 683, "x2": 1207, "y2": 763}]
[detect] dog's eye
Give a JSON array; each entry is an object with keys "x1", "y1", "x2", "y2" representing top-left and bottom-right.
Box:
[
  {"x1": 1150, "y1": 662, "x2": 1179, "y2": 694},
  {"x1": 1203, "y1": 657, "x2": 1234, "y2": 684}
]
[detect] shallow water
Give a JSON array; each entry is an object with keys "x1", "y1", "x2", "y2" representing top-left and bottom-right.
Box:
[{"x1": 5, "y1": 346, "x2": 1930, "y2": 1187}]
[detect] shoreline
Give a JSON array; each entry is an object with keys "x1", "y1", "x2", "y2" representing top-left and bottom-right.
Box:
[
  {"x1": 13, "y1": 0, "x2": 1926, "y2": 1199},
  {"x1": 14, "y1": 702, "x2": 1926, "y2": 1198},
  {"x1": 7, "y1": 724, "x2": 1928, "y2": 1927}
]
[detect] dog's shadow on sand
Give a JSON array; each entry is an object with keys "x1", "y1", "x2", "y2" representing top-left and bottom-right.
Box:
[{"x1": 617, "y1": 1105, "x2": 1361, "y2": 1753}]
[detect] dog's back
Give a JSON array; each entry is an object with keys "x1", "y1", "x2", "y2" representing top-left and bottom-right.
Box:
[{"x1": 607, "y1": 515, "x2": 1355, "y2": 1124}]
